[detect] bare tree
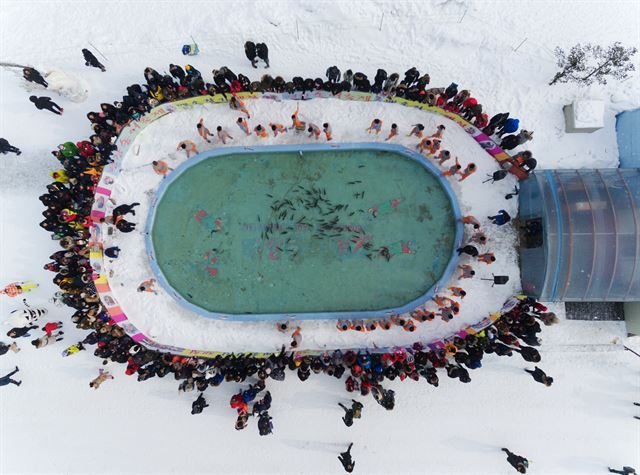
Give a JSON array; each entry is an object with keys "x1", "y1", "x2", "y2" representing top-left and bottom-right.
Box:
[{"x1": 549, "y1": 42, "x2": 637, "y2": 86}]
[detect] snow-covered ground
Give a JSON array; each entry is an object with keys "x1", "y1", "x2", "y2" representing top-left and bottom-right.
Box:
[{"x1": 1, "y1": 0, "x2": 639, "y2": 473}]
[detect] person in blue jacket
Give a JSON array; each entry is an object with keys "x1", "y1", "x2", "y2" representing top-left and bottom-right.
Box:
[
  {"x1": 497, "y1": 117, "x2": 519, "y2": 137},
  {"x1": 488, "y1": 210, "x2": 511, "y2": 226}
]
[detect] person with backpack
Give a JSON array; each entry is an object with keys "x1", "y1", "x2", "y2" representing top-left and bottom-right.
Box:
[
  {"x1": 82, "y1": 48, "x2": 106, "y2": 72},
  {"x1": 338, "y1": 443, "x2": 355, "y2": 473},
  {"x1": 244, "y1": 41, "x2": 258, "y2": 68},
  {"x1": 23, "y1": 67, "x2": 48, "y2": 87},
  {"x1": 326, "y1": 66, "x2": 341, "y2": 84},
  {"x1": 256, "y1": 43, "x2": 269, "y2": 68},
  {"x1": 29, "y1": 96, "x2": 63, "y2": 115}
]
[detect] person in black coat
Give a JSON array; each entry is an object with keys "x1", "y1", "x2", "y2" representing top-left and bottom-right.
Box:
[
  {"x1": 191, "y1": 393, "x2": 209, "y2": 415},
  {"x1": 82, "y1": 48, "x2": 105, "y2": 72},
  {"x1": 524, "y1": 366, "x2": 553, "y2": 386},
  {"x1": 0, "y1": 138, "x2": 21, "y2": 156},
  {"x1": 112, "y1": 202, "x2": 139, "y2": 219},
  {"x1": 0, "y1": 366, "x2": 21, "y2": 387},
  {"x1": 244, "y1": 41, "x2": 258, "y2": 68},
  {"x1": 169, "y1": 64, "x2": 186, "y2": 84},
  {"x1": 256, "y1": 43, "x2": 269, "y2": 68},
  {"x1": 30, "y1": 96, "x2": 63, "y2": 115},
  {"x1": 23, "y1": 67, "x2": 48, "y2": 87},
  {"x1": 457, "y1": 245, "x2": 479, "y2": 257},
  {"x1": 402, "y1": 67, "x2": 419, "y2": 86},
  {"x1": 608, "y1": 467, "x2": 637, "y2": 475},
  {"x1": 500, "y1": 134, "x2": 521, "y2": 151},
  {"x1": 338, "y1": 402, "x2": 354, "y2": 427},
  {"x1": 338, "y1": 443, "x2": 355, "y2": 473},
  {"x1": 326, "y1": 65, "x2": 341, "y2": 84},
  {"x1": 501, "y1": 448, "x2": 529, "y2": 473},
  {"x1": 372, "y1": 68, "x2": 387, "y2": 93}
]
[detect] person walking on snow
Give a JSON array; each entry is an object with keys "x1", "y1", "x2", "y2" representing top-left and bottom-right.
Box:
[
  {"x1": 338, "y1": 402, "x2": 355, "y2": 427},
  {"x1": 437, "y1": 150, "x2": 451, "y2": 165},
  {"x1": 524, "y1": 366, "x2": 553, "y2": 386},
  {"x1": 458, "y1": 265, "x2": 475, "y2": 279},
  {"x1": 458, "y1": 163, "x2": 477, "y2": 181},
  {"x1": 430, "y1": 124, "x2": 446, "y2": 139},
  {"x1": 448, "y1": 286, "x2": 466, "y2": 298},
  {"x1": 308, "y1": 123, "x2": 321, "y2": 140},
  {"x1": 385, "y1": 123, "x2": 399, "y2": 141},
  {"x1": 89, "y1": 368, "x2": 113, "y2": 389},
  {"x1": 0, "y1": 138, "x2": 21, "y2": 156},
  {"x1": 501, "y1": 448, "x2": 529, "y2": 473},
  {"x1": 23, "y1": 67, "x2": 48, "y2": 87},
  {"x1": 291, "y1": 104, "x2": 306, "y2": 132},
  {"x1": 217, "y1": 126, "x2": 233, "y2": 144},
  {"x1": 0, "y1": 281, "x2": 38, "y2": 297},
  {"x1": 338, "y1": 443, "x2": 355, "y2": 473},
  {"x1": 30, "y1": 96, "x2": 63, "y2": 115},
  {"x1": 488, "y1": 210, "x2": 511, "y2": 225},
  {"x1": 137, "y1": 279, "x2": 158, "y2": 294},
  {"x1": 197, "y1": 118, "x2": 214, "y2": 143},
  {"x1": 408, "y1": 123, "x2": 425, "y2": 138},
  {"x1": 191, "y1": 393, "x2": 209, "y2": 415},
  {"x1": 470, "y1": 231, "x2": 487, "y2": 245},
  {"x1": 366, "y1": 118, "x2": 383, "y2": 134},
  {"x1": 177, "y1": 140, "x2": 198, "y2": 158},
  {"x1": 290, "y1": 326, "x2": 302, "y2": 348},
  {"x1": 608, "y1": 467, "x2": 637, "y2": 475},
  {"x1": 82, "y1": 48, "x2": 106, "y2": 71},
  {"x1": 0, "y1": 366, "x2": 21, "y2": 387},
  {"x1": 42, "y1": 321, "x2": 63, "y2": 337},
  {"x1": 323, "y1": 123, "x2": 333, "y2": 141},
  {"x1": 237, "y1": 117, "x2": 251, "y2": 136},
  {"x1": 350, "y1": 399, "x2": 363, "y2": 418}
]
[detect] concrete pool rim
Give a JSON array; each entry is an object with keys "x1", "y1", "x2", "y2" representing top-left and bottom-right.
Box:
[{"x1": 145, "y1": 142, "x2": 464, "y2": 321}]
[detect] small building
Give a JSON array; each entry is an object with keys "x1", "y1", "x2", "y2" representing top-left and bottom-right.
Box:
[
  {"x1": 616, "y1": 108, "x2": 640, "y2": 168},
  {"x1": 518, "y1": 169, "x2": 640, "y2": 301}
]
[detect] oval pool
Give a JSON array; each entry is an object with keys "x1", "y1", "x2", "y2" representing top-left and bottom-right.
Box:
[{"x1": 146, "y1": 143, "x2": 462, "y2": 320}]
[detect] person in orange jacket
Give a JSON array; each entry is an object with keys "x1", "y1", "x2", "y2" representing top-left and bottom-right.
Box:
[
  {"x1": 458, "y1": 163, "x2": 477, "y2": 181},
  {"x1": 196, "y1": 118, "x2": 214, "y2": 143},
  {"x1": 270, "y1": 123, "x2": 287, "y2": 137},
  {"x1": 366, "y1": 118, "x2": 383, "y2": 134},
  {"x1": 177, "y1": 140, "x2": 198, "y2": 158},
  {"x1": 290, "y1": 326, "x2": 302, "y2": 348},
  {"x1": 385, "y1": 123, "x2": 398, "y2": 141},
  {"x1": 323, "y1": 123, "x2": 333, "y2": 141},
  {"x1": 477, "y1": 252, "x2": 496, "y2": 264},
  {"x1": 462, "y1": 215, "x2": 481, "y2": 230},
  {"x1": 308, "y1": 123, "x2": 321, "y2": 139},
  {"x1": 442, "y1": 157, "x2": 461, "y2": 177},
  {"x1": 254, "y1": 124, "x2": 268, "y2": 137},
  {"x1": 237, "y1": 117, "x2": 250, "y2": 135}
]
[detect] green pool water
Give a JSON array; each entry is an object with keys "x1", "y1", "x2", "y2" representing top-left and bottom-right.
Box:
[{"x1": 149, "y1": 146, "x2": 457, "y2": 316}]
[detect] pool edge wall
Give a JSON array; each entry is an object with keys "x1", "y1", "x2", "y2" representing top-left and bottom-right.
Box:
[{"x1": 145, "y1": 142, "x2": 463, "y2": 321}]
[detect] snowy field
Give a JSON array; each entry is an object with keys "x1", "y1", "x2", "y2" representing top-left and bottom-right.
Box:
[{"x1": 1, "y1": 0, "x2": 639, "y2": 474}]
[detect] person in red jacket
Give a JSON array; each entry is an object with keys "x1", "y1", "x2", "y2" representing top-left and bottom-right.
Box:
[
  {"x1": 42, "y1": 321, "x2": 63, "y2": 337},
  {"x1": 230, "y1": 392, "x2": 249, "y2": 413},
  {"x1": 473, "y1": 113, "x2": 488, "y2": 129}
]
